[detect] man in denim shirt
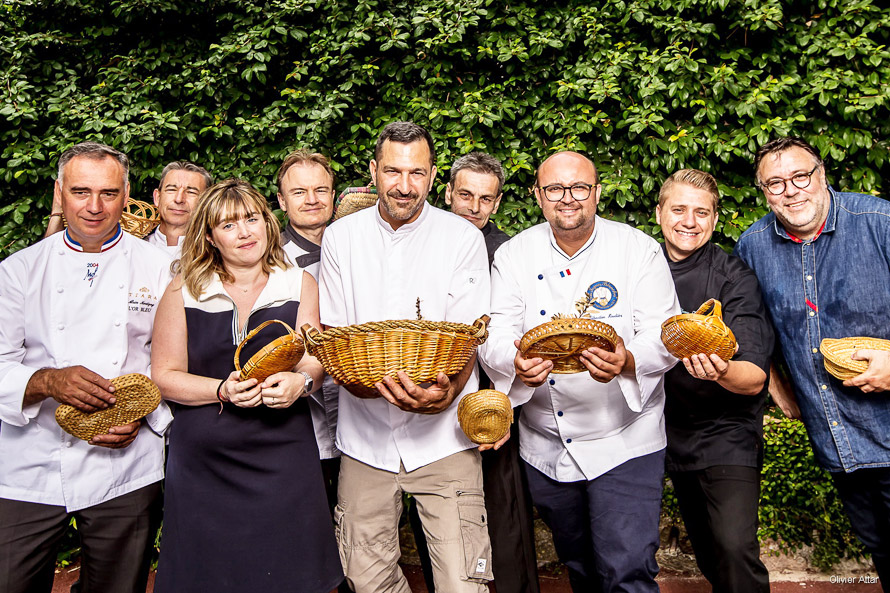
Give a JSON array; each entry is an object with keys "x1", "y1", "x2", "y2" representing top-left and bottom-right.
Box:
[{"x1": 734, "y1": 137, "x2": 890, "y2": 586}]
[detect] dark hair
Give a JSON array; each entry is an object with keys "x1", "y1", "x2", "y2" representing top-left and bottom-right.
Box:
[
  {"x1": 659, "y1": 169, "x2": 719, "y2": 210},
  {"x1": 374, "y1": 121, "x2": 436, "y2": 169},
  {"x1": 754, "y1": 137, "x2": 824, "y2": 183},
  {"x1": 58, "y1": 142, "x2": 129, "y2": 187},
  {"x1": 449, "y1": 152, "x2": 505, "y2": 195},
  {"x1": 158, "y1": 161, "x2": 213, "y2": 190},
  {"x1": 276, "y1": 149, "x2": 335, "y2": 191}
]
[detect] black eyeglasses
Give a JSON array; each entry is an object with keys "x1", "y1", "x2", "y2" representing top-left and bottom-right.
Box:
[
  {"x1": 537, "y1": 183, "x2": 596, "y2": 202},
  {"x1": 758, "y1": 165, "x2": 819, "y2": 196}
]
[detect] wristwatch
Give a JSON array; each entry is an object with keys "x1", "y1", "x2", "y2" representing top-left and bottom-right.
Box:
[{"x1": 298, "y1": 370, "x2": 314, "y2": 395}]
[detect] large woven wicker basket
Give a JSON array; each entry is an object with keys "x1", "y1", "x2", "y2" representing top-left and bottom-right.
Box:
[
  {"x1": 820, "y1": 336, "x2": 890, "y2": 380},
  {"x1": 334, "y1": 186, "x2": 378, "y2": 221},
  {"x1": 661, "y1": 299, "x2": 737, "y2": 361},
  {"x1": 458, "y1": 389, "x2": 513, "y2": 445},
  {"x1": 519, "y1": 318, "x2": 618, "y2": 374},
  {"x1": 235, "y1": 320, "x2": 306, "y2": 382},
  {"x1": 301, "y1": 316, "x2": 489, "y2": 399},
  {"x1": 55, "y1": 373, "x2": 161, "y2": 441},
  {"x1": 62, "y1": 198, "x2": 160, "y2": 238}
]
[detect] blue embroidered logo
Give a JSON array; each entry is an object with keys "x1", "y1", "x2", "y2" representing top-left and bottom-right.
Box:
[
  {"x1": 586, "y1": 281, "x2": 618, "y2": 310},
  {"x1": 84, "y1": 262, "x2": 99, "y2": 287}
]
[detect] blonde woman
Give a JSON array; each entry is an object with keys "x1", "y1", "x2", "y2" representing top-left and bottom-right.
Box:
[{"x1": 151, "y1": 179, "x2": 342, "y2": 593}]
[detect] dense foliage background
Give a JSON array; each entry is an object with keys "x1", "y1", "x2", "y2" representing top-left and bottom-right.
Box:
[{"x1": 3, "y1": 0, "x2": 888, "y2": 569}]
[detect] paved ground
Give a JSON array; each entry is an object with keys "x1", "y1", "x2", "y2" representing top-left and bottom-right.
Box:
[{"x1": 52, "y1": 562, "x2": 882, "y2": 592}]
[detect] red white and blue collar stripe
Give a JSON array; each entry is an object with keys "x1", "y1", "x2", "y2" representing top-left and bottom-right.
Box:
[{"x1": 64, "y1": 224, "x2": 123, "y2": 253}]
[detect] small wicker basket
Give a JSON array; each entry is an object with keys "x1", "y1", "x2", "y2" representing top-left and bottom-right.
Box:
[
  {"x1": 55, "y1": 373, "x2": 161, "y2": 441},
  {"x1": 334, "y1": 186, "x2": 378, "y2": 220},
  {"x1": 661, "y1": 299, "x2": 737, "y2": 361},
  {"x1": 519, "y1": 318, "x2": 618, "y2": 374},
  {"x1": 235, "y1": 320, "x2": 306, "y2": 382},
  {"x1": 820, "y1": 336, "x2": 890, "y2": 380},
  {"x1": 62, "y1": 198, "x2": 161, "y2": 239},
  {"x1": 301, "y1": 316, "x2": 489, "y2": 399},
  {"x1": 458, "y1": 389, "x2": 513, "y2": 445}
]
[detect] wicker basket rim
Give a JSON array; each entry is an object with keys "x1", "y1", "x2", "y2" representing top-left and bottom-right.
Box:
[{"x1": 303, "y1": 316, "x2": 489, "y2": 343}]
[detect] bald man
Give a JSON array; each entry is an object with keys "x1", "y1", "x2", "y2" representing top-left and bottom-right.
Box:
[{"x1": 480, "y1": 151, "x2": 680, "y2": 593}]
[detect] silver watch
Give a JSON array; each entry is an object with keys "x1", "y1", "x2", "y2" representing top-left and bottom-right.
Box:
[{"x1": 298, "y1": 370, "x2": 314, "y2": 394}]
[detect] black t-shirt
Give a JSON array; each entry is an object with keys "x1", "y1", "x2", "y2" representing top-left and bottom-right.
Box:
[
  {"x1": 662, "y1": 242, "x2": 774, "y2": 472},
  {"x1": 481, "y1": 221, "x2": 509, "y2": 267}
]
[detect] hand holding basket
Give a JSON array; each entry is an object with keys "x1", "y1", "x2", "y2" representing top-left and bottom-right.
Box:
[
  {"x1": 55, "y1": 373, "x2": 161, "y2": 441},
  {"x1": 235, "y1": 320, "x2": 305, "y2": 382}
]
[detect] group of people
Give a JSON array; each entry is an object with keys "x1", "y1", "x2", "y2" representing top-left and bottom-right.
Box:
[{"x1": 0, "y1": 121, "x2": 886, "y2": 593}]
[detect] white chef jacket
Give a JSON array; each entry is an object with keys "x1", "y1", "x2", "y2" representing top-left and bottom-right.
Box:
[
  {"x1": 479, "y1": 218, "x2": 680, "y2": 482},
  {"x1": 0, "y1": 228, "x2": 174, "y2": 511},
  {"x1": 146, "y1": 226, "x2": 182, "y2": 257},
  {"x1": 318, "y1": 202, "x2": 490, "y2": 472},
  {"x1": 281, "y1": 233, "x2": 339, "y2": 459}
]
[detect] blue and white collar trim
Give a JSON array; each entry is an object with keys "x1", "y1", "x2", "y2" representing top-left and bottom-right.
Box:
[{"x1": 64, "y1": 224, "x2": 123, "y2": 253}]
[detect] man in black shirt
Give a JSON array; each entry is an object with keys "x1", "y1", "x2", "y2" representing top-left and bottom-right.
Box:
[
  {"x1": 411, "y1": 152, "x2": 539, "y2": 593},
  {"x1": 656, "y1": 169, "x2": 773, "y2": 593}
]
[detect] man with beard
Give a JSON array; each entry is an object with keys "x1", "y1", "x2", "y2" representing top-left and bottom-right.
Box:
[
  {"x1": 318, "y1": 122, "x2": 493, "y2": 593},
  {"x1": 480, "y1": 151, "x2": 679, "y2": 592},
  {"x1": 735, "y1": 137, "x2": 890, "y2": 587}
]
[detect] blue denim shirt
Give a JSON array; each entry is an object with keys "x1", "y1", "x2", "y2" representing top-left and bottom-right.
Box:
[{"x1": 733, "y1": 189, "x2": 890, "y2": 473}]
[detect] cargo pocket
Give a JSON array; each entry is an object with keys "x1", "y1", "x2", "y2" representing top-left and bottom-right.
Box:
[
  {"x1": 456, "y1": 489, "x2": 494, "y2": 582},
  {"x1": 333, "y1": 504, "x2": 350, "y2": 578}
]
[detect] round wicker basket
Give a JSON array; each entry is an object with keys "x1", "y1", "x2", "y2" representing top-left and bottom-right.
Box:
[
  {"x1": 235, "y1": 319, "x2": 305, "y2": 382},
  {"x1": 457, "y1": 389, "x2": 513, "y2": 444},
  {"x1": 55, "y1": 373, "x2": 161, "y2": 441},
  {"x1": 334, "y1": 186, "x2": 378, "y2": 220},
  {"x1": 301, "y1": 316, "x2": 489, "y2": 399},
  {"x1": 820, "y1": 336, "x2": 890, "y2": 380},
  {"x1": 519, "y1": 318, "x2": 618, "y2": 374},
  {"x1": 661, "y1": 299, "x2": 737, "y2": 361}
]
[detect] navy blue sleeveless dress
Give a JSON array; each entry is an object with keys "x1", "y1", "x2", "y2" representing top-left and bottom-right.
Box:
[{"x1": 155, "y1": 280, "x2": 343, "y2": 593}]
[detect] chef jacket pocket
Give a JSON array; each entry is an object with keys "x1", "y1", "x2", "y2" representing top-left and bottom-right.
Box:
[{"x1": 456, "y1": 489, "x2": 493, "y2": 582}]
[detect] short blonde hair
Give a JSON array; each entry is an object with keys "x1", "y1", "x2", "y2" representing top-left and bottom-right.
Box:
[
  {"x1": 178, "y1": 178, "x2": 289, "y2": 299},
  {"x1": 658, "y1": 169, "x2": 719, "y2": 210}
]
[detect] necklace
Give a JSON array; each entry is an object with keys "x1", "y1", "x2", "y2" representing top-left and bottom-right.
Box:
[{"x1": 224, "y1": 281, "x2": 253, "y2": 293}]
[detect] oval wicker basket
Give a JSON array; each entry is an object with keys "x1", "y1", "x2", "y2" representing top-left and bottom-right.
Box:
[
  {"x1": 519, "y1": 318, "x2": 618, "y2": 374},
  {"x1": 62, "y1": 197, "x2": 161, "y2": 239},
  {"x1": 55, "y1": 373, "x2": 161, "y2": 441},
  {"x1": 661, "y1": 299, "x2": 737, "y2": 361},
  {"x1": 458, "y1": 389, "x2": 513, "y2": 445},
  {"x1": 820, "y1": 336, "x2": 890, "y2": 380},
  {"x1": 334, "y1": 186, "x2": 378, "y2": 221},
  {"x1": 301, "y1": 316, "x2": 489, "y2": 399},
  {"x1": 235, "y1": 320, "x2": 306, "y2": 382}
]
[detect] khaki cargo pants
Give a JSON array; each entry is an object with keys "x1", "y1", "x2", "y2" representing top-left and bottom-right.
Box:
[{"x1": 336, "y1": 449, "x2": 492, "y2": 593}]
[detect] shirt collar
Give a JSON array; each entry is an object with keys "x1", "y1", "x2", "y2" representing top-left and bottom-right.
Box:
[
  {"x1": 547, "y1": 217, "x2": 599, "y2": 260},
  {"x1": 662, "y1": 240, "x2": 711, "y2": 272},
  {"x1": 772, "y1": 187, "x2": 837, "y2": 243},
  {"x1": 151, "y1": 225, "x2": 184, "y2": 247},
  {"x1": 374, "y1": 200, "x2": 430, "y2": 234},
  {"x1": 283, "y1": 223, "x2": 320, "y2": 253},
  {"x1": 481, "y1": 220, "x2": 494, "y2": 237},
  {"x1": 63, "y1": 224, "x2": 123, "y2": 253},
  {"x1": 197, "y1": 265, "x2": 293, "y2": 305}
]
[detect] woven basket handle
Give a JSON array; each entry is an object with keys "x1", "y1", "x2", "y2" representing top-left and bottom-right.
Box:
[
  {"x1": 471, "y1": 315, "x2": 490, "y2": 339},
  {"x1": 694, "y1": 298, "x2": 722, "y2": 319},
  {"x1": 234, "y1": 319, "x2": 296, "y2": 373},
  {"x1": 300, "y1": 324, "x2": 323, "y2": 349}
]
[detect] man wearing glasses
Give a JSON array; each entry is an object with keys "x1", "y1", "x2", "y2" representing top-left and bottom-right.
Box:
[
  {"x1": 734, "y1": 137, "x2": 890, "y2": 586},
  {"x1": 480, "y1": 151, "x2": 680, "y2": 592}
]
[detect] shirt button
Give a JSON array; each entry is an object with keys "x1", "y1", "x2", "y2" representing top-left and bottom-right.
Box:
[
  {"x1": 812, "y1": 348, "x2": 818, "y2": 354},
  {"x1": 549, "y1": 379, "x2": 555, "y2": 385},
  {"x1": 557, "y1": 411, "x2": 563, "y2": 417},
  {"x1": 832, "y1": 421, "x2": 839, "y2": 427},
  {"x1": 112, "y1": 360, "x2": 119, "y2": 366},
  {"x1": 809, "y1": 311, "x2": 815, "y2": 317},
  {"x1": 65, "y1": 440, "x2": 73, "y2": 448},
  {"x1": 114, "y1": 320, "x2": 121, "y2": 327},
  {"x1": 821, "y1": 384, "x2": 827, "y2": 390},
  {"x1": 540, "y1": 310, "x2": 546, "y2": 316},
  {"x1": 57, "y1": 287, "x2": 64, "y2": 293},
  {"x1": 57, "y1": 324, "x2": 64, "y2": 330},
  {"x1": 566, "y1": 438, "x2": 572, "y2": 443},
  {"x1": 807, "y1": 275, "x2": 813, "y2": 280},
  {"x1": 537, "y1": 274, "x2": 544, "y2": 280},
  {"x1": 119, "y1": 283, "x2": 125, "y2": 289}
]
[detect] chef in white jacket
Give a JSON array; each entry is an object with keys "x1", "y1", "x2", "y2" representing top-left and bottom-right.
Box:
[
  {"x1": 0, "y1": 142, "x2": 173, "y2": 593},
  {"x1": 480, "y1": 151, "x2": 679, "y2": 593}
]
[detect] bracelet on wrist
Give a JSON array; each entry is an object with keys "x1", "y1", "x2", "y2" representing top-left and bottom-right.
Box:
[{"x1": 216, "y1": 378, "x2": 227, "y2": 414}]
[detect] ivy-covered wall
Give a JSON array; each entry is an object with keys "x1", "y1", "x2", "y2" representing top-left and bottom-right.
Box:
[{"x1": 2, "y1": 0, "x2": 888, "y2": 569}]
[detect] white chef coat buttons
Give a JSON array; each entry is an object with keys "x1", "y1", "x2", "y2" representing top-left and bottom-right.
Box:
[{"x1": 57, "y1": 324, "x2": 64, "y2": 331}]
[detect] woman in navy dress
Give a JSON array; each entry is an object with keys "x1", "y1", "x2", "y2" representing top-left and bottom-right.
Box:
[{"x1": 151, "y1": 179, "x2": 343, "y2": 592}]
